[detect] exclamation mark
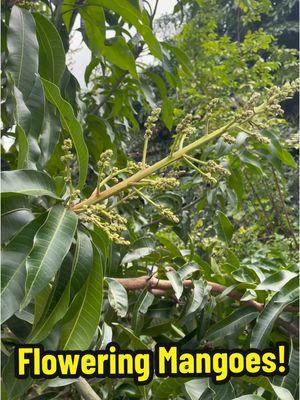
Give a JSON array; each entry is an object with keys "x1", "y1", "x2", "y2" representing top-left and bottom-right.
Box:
[{"x1": 278, "y1": 344, "x2": 287, "y2": 374}]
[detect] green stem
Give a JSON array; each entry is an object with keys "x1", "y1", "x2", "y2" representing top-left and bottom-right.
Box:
[
  {"x1": 142, "y1": 135, "x2": 150, "y2": 168},
  {"x1": 72, "y1": 100, "x2": 268, "y2": 212}
]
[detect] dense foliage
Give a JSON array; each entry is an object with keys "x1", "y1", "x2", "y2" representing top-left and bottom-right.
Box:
[{"x1": 1, "y1": 0, "x2": 299, "y2": 399}]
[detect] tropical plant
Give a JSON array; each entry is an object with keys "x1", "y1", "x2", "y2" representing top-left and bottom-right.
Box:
[{"x1": 1, "y1": 0, "x2": 299, "y2": 399}]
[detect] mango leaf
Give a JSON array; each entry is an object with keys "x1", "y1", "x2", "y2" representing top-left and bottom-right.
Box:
[
  {"x1": 132, "y1": 289, "x2": 154, "y2": 335},
  {"x1": 113, "y1": 323, "x2": 149, "y2": 350},
  {"x1": 251, "y1": 276, "x2": 299, "y2": 348},
  {"x1": 232, "y1": 396, "x2": 264, "y2": 400},
  {"x1": 146, "y1": 72, "x2": 173, "y2": 129},
  {"x1": 16, "y1": 125, "x2": 28, "y2": 169},
  {"x1": 105, "y1": 277, "x2": 128, "y2": 317},
  {"x1": 185, "y1": 280, "x2": 206, "y2": 315},
  {"x1": 206, "y1": 307, "x2": 259, "y2": 341},
  {"x1": 22, "y1": 205, "x2": 77, "y2": 307},
  {"x1": 166, "y1": 269, "x2": 183, "y2": 299},
  {"x1": 256, "y1": 270, "x2": 297, "y2": 292},
  {"x1": 216, "y1": 211, "x2": 234, "y2": 244},
  {"x1": 1, "y1": 196, "x2": 34, "y2": 244},
  {"x1": 162, "y1": 42, "x2": 193, "y2": 74},
  {"x1": 60, "y1": 246, "x2": 103, "y2": 350},
  {"x1": 33, "y1": 13, "x2": 65, "y2": 85},
  {"x1": 41, "y1": 78, "x2": 89, "y2": 189},
  {"x1": 70, "y1": 230, "x2": 93, "y2": 298},
  {"x1": 2, "y1": 355, "x2": 33, "y2": 400},
  {"x1": 156, "y1": 234, "x2": 182, "y2": 258},
  {"x1": 28, "y1": 255, "x2": 73, "y2": 343},
  {"x1": 62, "y1": 0, "x2": 76, "y2": 31},
  {"x1": 1, "y1": 170, "x2": 58, "y2": 198},
  {"x1": 102, "y1": 36, "x2": 138, "y2": 78},
  {"x1": 7, "y1": 6, "x2": 38, "y2": 101},
  {"x1": 80, "y1": 2, "x2": 105, "y2": 52},
  {"x1": 274, "y1": 343, "x2": 299, "y2": 398},
  {"x1": 1, "y1": 214, "x2": 46, "y2": 323},
  {"x1": 87, "y1": 0, "x2": 162, "y2": 59},
  {"x1": 121, "y1": 247, "x2": 155, "y2": 264},
  {"x1": 7, "y1": 8, "x2": 44, "y2": 165},
  {"x1": 184, "y1": 378, "x2": 210, "y2": 400},
  {"x1": 38, "y1": 103, "x2": 61, "y2": 167}
]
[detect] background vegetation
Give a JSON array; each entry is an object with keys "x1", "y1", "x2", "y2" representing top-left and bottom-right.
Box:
[{"x1": 1, "y1": 0, "x2": 299, "y2": 399}]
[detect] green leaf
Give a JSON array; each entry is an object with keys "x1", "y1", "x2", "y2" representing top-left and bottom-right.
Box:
[
  {"x1": 132, "y1": 289, "x2": 154, "y2": 335},
  {"x1": 251, "y1": 277, "x2": 299, "y2": 348},
  {"x1": 216, "y1": 211, "x2": 234, "y2": 244},
  {"x1": 113, "y1": 323, "x2": 149, "y2": 350},
  {"x1": 206, "y1": 307, "x2": 259, "y2": 341},
  {"x1": 41, "y1": 78, "x2": 89, "y2": 189},
  {"x1": 70, "y1": 230, "x2": 93, "y2": 298},
  {"x1": 274, "y1": 343, "x2": 299, "y2": 397},
  {"x1": 105, "y1": 277, "x2": 128, "y2": 317},
  {"x1": 121, "y1": 247, "x2": 155, "y2": 264},
  {"x1": 1, "y1": 196, "x2": 34, "y2": 244},
  {"x1": 102, "y1": 36, "x2": 138, "y2": 78},
  {"x1": 1, "y1": 214, "x2": 46, "y2": 323},
  {"x1": 1, "y1": 170, "x2": 58, "y2": 198},
  {"x1": 166, "y1": 270, "x2": 183, "y2": 299},
  {"x1": 146, "y1": 72, "x2": 173, "y2": 129},
  {"x1": 22, "y1": 205, "x2": 77, "y2": 307},
  {"x1": 28, "y1": 255, "x2": 73, "y2": 343},
  {"x1": 7, "y1": 6, "x2": 39, "y2": 100},
  {"x1": 232, "y1": 396, "x2": 264, "y2": 400},
  {"x1": 60, "y1": 246, "x2": 104, "y2": 350},
  {"x1": 80, "y1": 2, "x2": 105, "y2": 52},
  {"x1": 185, "y1": 280, "x2": 206, "y2": 315},
  {"x1": 16, "y1": 125, "x2": 28, "y2": 169},
  {"x1": 256, "y1": 270, "x2": 297, "y2": 292},
  {"x1": 156, "y1": 234, "x2": 182, "y2": 258},
  {"x1": 62, "y1": 0, "x2": 76, "y2": 31},
  {"x1": 87, "y1": 0, "x2": 162, "y2": 59},
  {"x1": 33, "y1": 13, "x2": 65, "y2": 85},
  {"x1": 184, "y1": 379, "x2": 210, "y2": 400},
  {"x1": 2, "y1": 355, "x2": 33, "y2": 400},
  {"x1": 178, "y1": 262, "x2": 199, "y2": 280},
  {"x1": 162, "y1": 42, "x2": 193, "y2": 74}
]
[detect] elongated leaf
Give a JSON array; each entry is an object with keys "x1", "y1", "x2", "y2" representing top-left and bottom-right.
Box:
[
  {"x1": 23, "y1": 205, "x2": 77, "y2": 307},
  {"x1": 2, "y1": 355, "x2": 33, "y2": 400},
  {"x1": 132, "y1": 289, "x2": 154, "y2": 335},
  {"x1": 185, "y1": 378, "x2": 210, "y2": 400},
  {"x1": 121, "y1": 247, "x2": 155, "y2": 264},
  {"x1": 274, "y1": 343, "x2": 299, "y2": 397},
  {"x1": 41, "y1": 78, "x2": 89, "y2": 189},
  {"x1": 251, "y1": 277, "x2": 299, "y2": 348},
  {"x1": 62, "y1": 0, "x2": 76, "y2": 31},
  {"x1": 7, "y1": 8, "x2": 44, "y2": 165},
  {"x1": 60, "y1": 246, "x2": 103, "y2": 350},
  {"x1": 216, "y1": 211, "x2": 234, "y2": 243},
  {"x1": 206, "y1": 307, "x2": 258, "y2": 341},
  {"x1": 147, "y1": 72, "x2": 173, "y2": 129},
  {"x1": 233, "y1": 396, "x2": 264, "y2": 400},
  {"x1": 87, "y1": 0, "x2": 162, "y2": 59},
  {"x1": 1, "y1": 196, "x2": 34, "y2": 244},
  {"x1": 166, "y1": 270, "x2": 183, "y2": 299},
  {"x1": 70, "y1": 230, "x2": 93, "y2": 298},
  {"x1": 102, "y1": 36, "x2": 138, "y2": 78},
  {"x1": 28, "y1": 255, "x2": 73, "y2": 343},
  {"x1": 162, "y1": 42, "x2": 192, "y2": 74},
  {"x1": 1, "y1": 170, "x2": 58, "y2": 198},
  {"x1": 185, "y1": 280, "x2": 205, "y2": 315},
  {"x1": 7, "y1": 6, "x2": 38, "y2": 100},
  {"x1": 16, "y1": 125, "x2": 28, "y2": 169},
  {"x1": 33, "y1": 13, "x2": 65, "y2": 85},
  {"x1": 1, "y1": 214, "x2": 46, "y2": 323},
  {"x1": 113, "y1": 323, "x2": 149, "y2": 350},
  {"x1": 105, "y1": 277, "x2": 128, "y2": 317},
  {"x1": 256, "y1": 270, "x2": 297, "y2": 292}
]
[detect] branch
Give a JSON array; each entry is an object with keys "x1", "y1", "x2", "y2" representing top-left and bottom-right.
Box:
[
  {"x1": 116, "y1": 276, "x2": 298, "y2": 337},
  {"x1": 74, "y1": 377, "x2": 102, "y2": 400}
]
